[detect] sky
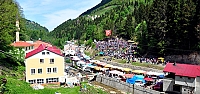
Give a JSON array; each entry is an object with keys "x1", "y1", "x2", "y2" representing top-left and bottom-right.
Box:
[{"x1": 17, "y1": 0, "x2": 102, "y2": 31}]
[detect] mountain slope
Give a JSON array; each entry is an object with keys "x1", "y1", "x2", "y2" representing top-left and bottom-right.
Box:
[
  {"x1": 23, "y1": 19, "x2": 49, "y2": 41},
  {"x1": 48, "y1": 0, "x2": 200, "y2": 61},
  {"x1": 80, "y1": 0, "x2": 112, "y2": 16}
]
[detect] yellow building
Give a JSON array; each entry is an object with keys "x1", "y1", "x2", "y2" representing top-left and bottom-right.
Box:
[{"x1": 25, "y1": 44, "x2": 65, "y2": 84}]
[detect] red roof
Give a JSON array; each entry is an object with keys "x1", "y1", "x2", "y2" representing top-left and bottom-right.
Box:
[
  {"x1": 33, "y1": 40, "x2": 52, "y2": 49},
  {"x1": 11, "y1": 41, "x2": 33, "y2": 47},
  {"x1": 25, "y1": 44, "x2": 63, "y2": 59},
  {"x1": 163, "y1": 63, "x2": 200, "y2": 78}
]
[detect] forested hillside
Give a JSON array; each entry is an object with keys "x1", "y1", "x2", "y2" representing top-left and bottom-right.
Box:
[
  {"x1": 0, "y1": 0, "x2": 25, "y2": 67},
  {"x1": 49, "y1": 0, "x2": 200, "y2": 58},
  {"x1": 80, "y1": 0, "x2": 112, "y2": 16},
  {"x1": 25, "y1": 19, "x2": 49, "y2": 41},
  {"x1": 0, "y1": 0, "x2": 50, "y2": 67}
]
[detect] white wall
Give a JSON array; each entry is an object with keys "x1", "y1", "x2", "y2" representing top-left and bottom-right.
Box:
[
  {"x1": 163, "y1": 78, "x2": 174, "y2": 92},
  {"x1": 195, "y1": 77, "x2": 200, "y2": 93},
  {"x1": 175, "y1": 76, "x2": 195, "y2": 87}
]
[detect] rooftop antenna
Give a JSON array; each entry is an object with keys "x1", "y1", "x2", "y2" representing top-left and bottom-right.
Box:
[{"x1": 173, "y1": 61, "x2": 176, "y2": 66}]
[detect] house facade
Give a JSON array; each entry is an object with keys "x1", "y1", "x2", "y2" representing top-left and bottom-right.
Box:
[
  {"x1": 25, "y1": 44, "x2": 65, "y2": 84},
  {"x1": 163, "y1": 63, "x2": 200, "y2": 94}
]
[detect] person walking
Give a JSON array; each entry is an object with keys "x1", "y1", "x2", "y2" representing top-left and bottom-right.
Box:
[{"x1": 79, "y1": 83, "x2": 82, "y2": 91}]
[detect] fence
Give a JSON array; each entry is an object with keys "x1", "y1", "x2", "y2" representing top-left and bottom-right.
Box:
[{"x1": 96, "y1": 75, "x2": 162, "y2": 94}]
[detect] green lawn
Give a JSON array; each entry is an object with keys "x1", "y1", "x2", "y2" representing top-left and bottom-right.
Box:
[
  {"x1": 1, "y1": 76, "x2": 107, "y2": 94},
  {"x1": 131, "y1": 62, "x2": 164, "y2": 70}
]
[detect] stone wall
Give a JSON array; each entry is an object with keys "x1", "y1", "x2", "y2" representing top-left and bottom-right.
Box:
[
  {"x1": 96, "y1": 75, "x2": 161, "y2": 94},
  {"x1": 165, "y1": 52, "x2": 200, "y2": 64},
  {"x1": 100, "y1": 60, "x2": 163, "y2": 73}
]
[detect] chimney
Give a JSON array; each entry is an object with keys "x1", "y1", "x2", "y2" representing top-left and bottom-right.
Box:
[
  {"x1": 173, "y1": 62, "x2": 176, "y2": 66},
  {"x1": 16, "y1": 20, "x2": 20, "y2": 42}
]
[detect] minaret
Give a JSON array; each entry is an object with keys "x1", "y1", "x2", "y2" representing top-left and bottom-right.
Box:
[{"x1": 16, "y1": 20, "x2": 20, "y2": 42}]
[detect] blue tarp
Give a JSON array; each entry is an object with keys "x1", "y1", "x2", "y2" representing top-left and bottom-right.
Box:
[
  {"x1": 158, "y1": 75, "x2": 164, "y2": 79},
  {"x1": 126, "y1": 75, "x2": 145, "y2": 84},
  {"x1": 99, "y1": 51, "x2": 104, "y2": 55},
  {"x1": 83, "y1": 55, "x2": 91, "y2": 60}
]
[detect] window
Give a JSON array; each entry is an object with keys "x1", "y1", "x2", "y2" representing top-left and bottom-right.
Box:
[
  {"x1": 47, "y1": 68, "x2": 51, "y2": 73},
  {"x1": 31, "y1": 69, "x2": 35, "y2": 75},
  {"x1": 37, "y1": 79, "x2": 44, "y2": 84},
  {"x1": 42, "y1": 52, "x2": 45, "y2": 55},
  {"x1": 53, "y1": 68, "x2": 57, "y2": 73},
  {"x1": 188, "y1": 77, "x2": 191, "y2": 80},
  {"x1": 180, "y1": 76, "x2": 182, "y2": 78},
  {"x1": 46, "y1": 52, "x2": 50, "y2": 55},
  {"x1": 25, "y1": 47, "x2": 28, "y2": 51},
  {"x1": 40, "y1": 59, "x2": 44, "y2": 63},
  {"x1": 46, "y1": 78, "x2": 59, "y2": 83},
  {"x1": 38, "y1": 68, "x2": 42, "y2": 74},
  {"x1": 50, "y1": 59, "x2": 54, "y2": 64},
  {"x1": 28, "y1": 80, "x2": 36, "y2": 84}
]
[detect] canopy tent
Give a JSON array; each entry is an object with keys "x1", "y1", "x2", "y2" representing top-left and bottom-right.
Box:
[
  {"x1": 98, "y1": 62, "x2": 107, "y2": 66},
  {"x1": 123, "y1": 68, "x2": 132, "y2": 72},
  {"x1": 99, "y1": 51, "x2": 104, "y2": 55},
  {"x1": 124, "y1": 74, "x2": 134, "y2": 78},
  {"x1": 100, "y1": 68, "x2": 109, "y2": 71},
  {"x1": 71, "y1": 56, "x2": 80, "y2": 61},
  {"x1": 94, "y1": 66, "x2": 101, "y2": 70},
  {"x1": 94, "y1": 60, "x2": 101, "y2": 64},
  {"x1": 144, "y1": 77, "x2": 153, "y2": 81},
  {"x1": 158, "y1": 57, "x2": 164, "y2": 63},
  {"x1": 112, "y1": 66, "x2": 124, "y2": 70},
  {"x1": 132, "y1": 70, "x2": 146, "y2": 74},
  {"x1": 126, "y1": 75, "x2": 145, "y2": 84},
  {"x1": 146, "y1": 71, "x2": 165, "y2": 78},
  {"x1": 146, "y1": 71, "x2": 158, "y2": 75},
  {"x1": 109, "y1": 70, "x2": 124, "y2": 76},
  {"x1": 89, "y1": 60, "x2": 100, "y2": 63},
  {"x1": 104, "y1": 64, "x2": 113, "y2": 68},
  {"x1": 83, "y1": 63, "x2": 95, "y2": 68},
  {"x1": 76, "y1": 60, "x2": 86, "y2": 65},
  {"x1": 83, "y1": 55, "x2": 91, "y2": 60}
]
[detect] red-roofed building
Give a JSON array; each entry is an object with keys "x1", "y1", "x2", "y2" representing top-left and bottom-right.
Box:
[
  {"x1": 163, "y1": 63, "x2": 200, "y2": 93},
  {"x1": 33, "y1": 40, "x2": 52, "y2": 49},
  {"x1": 11, "y1": 41, "x2": 34, "y2": 53},
  {"x1": 25, "y1": 44, "x2": 65, "y2": 84}
]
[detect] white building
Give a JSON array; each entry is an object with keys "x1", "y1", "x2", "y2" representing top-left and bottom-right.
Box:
[{"x1": 163, "y1": 63, "x2": 200, "y2": 94}]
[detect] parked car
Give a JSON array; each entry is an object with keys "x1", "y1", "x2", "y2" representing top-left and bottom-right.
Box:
[{"x1": 153, "y1": 82, "x2": 163, "y2": 91}]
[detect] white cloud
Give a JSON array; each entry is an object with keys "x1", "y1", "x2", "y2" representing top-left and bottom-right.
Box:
[
  {"x1": 17, "y1": 0, "x2": 102, "y2": 31},
  {"x1": 43, "y1": 9, "x2": 81, "y2": 31}
]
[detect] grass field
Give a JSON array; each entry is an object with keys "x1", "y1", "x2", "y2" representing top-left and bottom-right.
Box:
[{"x1": 0, "y1": 75, "x2": 107, "y2": 94}]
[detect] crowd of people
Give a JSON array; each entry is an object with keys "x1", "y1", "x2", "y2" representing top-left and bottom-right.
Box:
[{"x1": 95, "y1": 38, "x2": 137, "y2": 62}]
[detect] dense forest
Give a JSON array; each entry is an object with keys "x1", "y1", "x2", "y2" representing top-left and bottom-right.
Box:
[
  {"x1": 49, "y1": 0, "x2": 200, "y2": 57},
  {"x1": 0, "y1": 0, "x2": 25, "y2": 67},
  {"x1": 0, "y1": 0, "x2": 49, "y2": 67},
  {"x1": 1, "y1": 0, "x2": 200, "y2": 65}
]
